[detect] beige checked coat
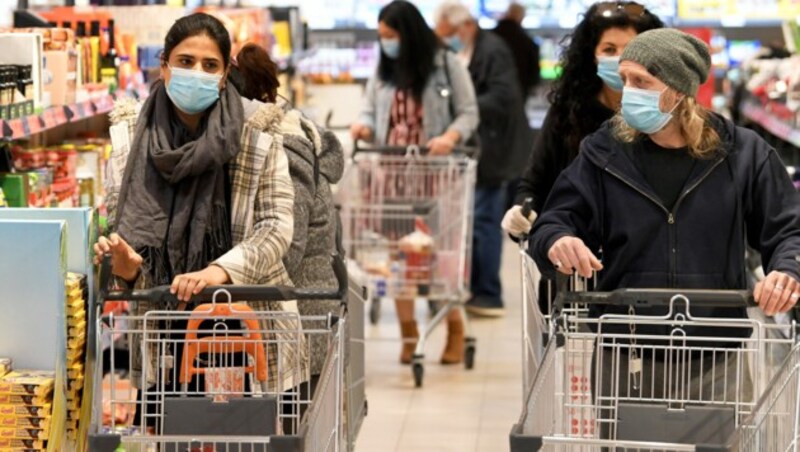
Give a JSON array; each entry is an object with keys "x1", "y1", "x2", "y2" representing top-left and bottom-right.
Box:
[{"x1": 106, "y1": 97, "x2": 308, "y2": 392}]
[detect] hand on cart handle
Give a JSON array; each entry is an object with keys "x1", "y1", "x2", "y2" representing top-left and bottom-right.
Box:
[
  {"x1": 754, "y1": 270, "x2": 800, "y2": 316},
  {"x1": 98, "y1": 253, "x2": 349, "y2": 306},
  {"x1": 503, "y1": 198, "x2": 537, "y2": 240},
  {"x1": 93, "y1": 233, "x2": 142, "y2": 282},
  {"x1": 350, "y1": 123, "x2": 373, "y2": 142},
  {"x1": 547, "y1": 235, "x2": 603, "y2": 278}
]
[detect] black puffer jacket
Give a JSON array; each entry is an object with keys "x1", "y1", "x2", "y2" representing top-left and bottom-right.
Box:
[
  {"x1": 531, "y1": 115, "x2": 800, "y2": 337},
  {"x1": 469, "y1": 29, "x2": 533, "y2": 186}
]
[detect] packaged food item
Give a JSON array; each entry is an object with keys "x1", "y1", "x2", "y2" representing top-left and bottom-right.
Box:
[
  {"x1": 0, "y1": 437, "x2": 45, "y2": 449},
  {"x1": 0, "y1": 372, "x2": 54, "y2": 397},
  {"x1": 0, "y1": 360, "x2": 10, "y2": 378},
  {"x1": 0, "y1": 417, "x2": 49, "y2": 430},
  {"x1": 398, "y1": 217, "x2": 435, "y2": 295},
  {"x1": 0, "y1": 426, "x2": 48, "y2": 440},
  {"x1": 205, "y1": 368, "x2": 245, "y2": 403},
  {"x1": 0, "y1": 396, "x2": 47, "y2": 407},
  {"x1": 0, "y1": 405, "x2": 50, "y2": 418}
]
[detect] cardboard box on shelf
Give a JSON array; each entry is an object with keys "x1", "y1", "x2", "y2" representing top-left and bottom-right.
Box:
[
  {"x1": 0, "y1": 396, "x2": 48, "y2": 408},
  {"x1": 0, "y1": 425, "x2": 49, "y2": 440},
  {"x1": 0, "y1": 360, "x2": 10, "y2": 378},
  {"x1": 0, "y1": 372, "x2": 54, "y2": 398},
  {"x1": 0, "y1": 405, "x2": 50, "y2": 418},
  {"x1": 43, "y1": 50, "x2": 77, "y2": 106},
  {"x1": 0, "y1": 417, "x2": 50, "y2": 430},
  {"x1": 0, "y1": 437, "x2": 45, "y2": 449}
]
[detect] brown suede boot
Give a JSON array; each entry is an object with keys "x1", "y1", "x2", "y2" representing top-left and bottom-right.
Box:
[
  {"x1": 400, "y1": 321, "x2": 419, "y2": 365},
  {"x1": 440, "y1": 317, "x2": 465, "y2": 365}
]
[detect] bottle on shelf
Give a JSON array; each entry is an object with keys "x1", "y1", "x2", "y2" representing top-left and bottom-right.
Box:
[
  {"x1": 100, "y1": 20, "x2": 119, "y2": 93},
  {"x1": 89, "y1": 21, "x2": 102, "y2": 84},
  {"x1": 76, "y1": 22, "x2": 89, "y2": 87}
]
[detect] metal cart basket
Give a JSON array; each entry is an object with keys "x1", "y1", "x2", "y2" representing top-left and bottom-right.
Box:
[
  {"x1": 89, "y1": 255, "x2": 365, "y2": 452},
  {"x1": 510, "y1": 251, "x2": 799, "y2": 451},
  {"x1": 336, "y1": 143, "x2": 477, "y2": 387}
]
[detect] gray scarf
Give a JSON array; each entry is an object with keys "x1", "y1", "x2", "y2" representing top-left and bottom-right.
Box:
[{"x1": 115, "y1": 80, "x2": 244, "y2": 285}]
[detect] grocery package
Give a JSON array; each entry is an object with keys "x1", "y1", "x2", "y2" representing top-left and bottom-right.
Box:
[
  {"x1": 65, "y1": 273, "x2": 87, "y2": 440},
  {"x1": 0, "y1": 359, "x2": 10, "y2": 378},
  {"x1": 0, "y1": 370, "x2": 53, "y2": 449},
  {"x1": 398, "y1": 217, "x2": 435, "y2": 297}
]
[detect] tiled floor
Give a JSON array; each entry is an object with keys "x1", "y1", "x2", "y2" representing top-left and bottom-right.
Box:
[{"x1": 355, "y1": 239, "x2": 524, "y2": 452}]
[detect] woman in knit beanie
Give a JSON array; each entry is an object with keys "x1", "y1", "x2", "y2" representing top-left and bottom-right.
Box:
[{"x1": 529, "y1": 27, "x2": 800, "y2": 442}]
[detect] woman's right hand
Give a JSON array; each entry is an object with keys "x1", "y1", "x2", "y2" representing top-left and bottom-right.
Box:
[
  {"x1": 94, "y1": 233, "x2": 143, "y2": 282},
  {"x1": 350, "y1": 123, "x2": 373, "y2": 142},
  {"x1": 547, "y1": 236, "x2": 603, "y2": 278}
]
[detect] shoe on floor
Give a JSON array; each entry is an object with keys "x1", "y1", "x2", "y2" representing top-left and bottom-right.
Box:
[{"x1": 465, "y1": 296, "x2": 505, "y2": 318}]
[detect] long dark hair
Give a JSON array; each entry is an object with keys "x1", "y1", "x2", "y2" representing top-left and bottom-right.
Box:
[
  {"x1": 549, "y1": 2, "x2": 663, "y2": 152},
  {"x1": 377, "y1": 1, "x2": 441, "y2": 99},
  {"x1": 229, "y1": 44, "x2": 280, "y2": 103},
  {"x1": 162, "y1": 13, "x2": 232, "y2": 67}
]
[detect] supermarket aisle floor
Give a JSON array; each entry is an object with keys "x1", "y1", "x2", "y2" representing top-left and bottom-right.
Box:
[{"x1": 355, "y1": 239, "x2": 524, "y2": 452}]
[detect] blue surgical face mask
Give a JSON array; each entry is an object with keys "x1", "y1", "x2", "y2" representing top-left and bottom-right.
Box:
[
  {"x1": 597, "y1": 56, "x2": 623, "y2": 91},
  {"x1": 446, "y1": 35, "x2": 465, "y2": 53},
  {"x1": 380, "y1": 38, "x2": 400, "y2": 59},
  {"x1": 621, "y1": 86, "x2": 683, "y2": 134},
  {"x1": 166, "y1": 66, "x2": 222, "y2": 115}
]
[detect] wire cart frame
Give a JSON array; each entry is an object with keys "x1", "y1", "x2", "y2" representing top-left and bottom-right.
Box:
[
  {"x1": 510, "y1": 250, "x2": 800, "y2": 451},
  {"x1": 336, "y1": 144, "x2": 478, "y2": 387},
  {"x1": 88, "y1": 255, "x2": 365, "y2": 452}
]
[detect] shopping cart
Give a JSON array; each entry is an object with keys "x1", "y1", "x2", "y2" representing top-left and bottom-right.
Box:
[
  {"x1": 336, "y1": 142, "x2": 477, "y2": 387},
  {"x1": 88, "y1": 254, "x2": 365, "y2": 452},
  {"x1": 510, "y1": 252, "x2": 800, "y2": 451}
]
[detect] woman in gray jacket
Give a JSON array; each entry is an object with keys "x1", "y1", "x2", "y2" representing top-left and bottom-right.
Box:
[
  {"x1": 230, "y1": 44, "x2": 345, "y2": 400},
  {"x1": 350, "y1": 0, "x2": 479, "y2": 364}
]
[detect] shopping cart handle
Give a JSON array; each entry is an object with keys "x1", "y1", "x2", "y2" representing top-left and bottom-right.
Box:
[
  {"x1": 352, "y1": 140, "x2": 479, "y2": 159},
  {"x1": 558, "y1": 288, "x2": 756, "y2": 308},
  {"x1": 98, "y1": 253, "x2": 348, "y2": 305}
]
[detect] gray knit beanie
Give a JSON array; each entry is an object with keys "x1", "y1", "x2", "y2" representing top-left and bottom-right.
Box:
[{"x1": 620, "y1": 29, "x2": 711, "y2": 97}]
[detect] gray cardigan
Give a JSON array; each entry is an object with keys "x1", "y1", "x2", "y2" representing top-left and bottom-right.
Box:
[
  {"x1": 358, "y1": 49, "x2": 479, "y2": 145},
  {"x1": 279, "y1": 102, "x2": 346, "y2": 376}
]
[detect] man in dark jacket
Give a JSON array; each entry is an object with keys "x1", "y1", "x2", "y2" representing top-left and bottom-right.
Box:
[
  {"x1": 533, "y1": 30, "x2": 800, "y2": 421},
  {"x1": 435, "y1": 1, "x2": 533, "y2": 317},
  {"x1": 493, "y1": 3, "x2": 540, "y2": 97},
  {"x1": 532, "y1": 29, "x2": 800, "y2": 325}
]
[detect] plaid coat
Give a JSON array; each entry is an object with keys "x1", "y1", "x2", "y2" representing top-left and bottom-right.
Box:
[{"x1": 106, "y1": 97, "x2": 307, "y2": 393}]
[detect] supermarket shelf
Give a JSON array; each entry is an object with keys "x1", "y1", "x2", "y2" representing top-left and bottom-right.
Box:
[
  {"x1": 740, "y1": 100, "x2": 800, "y2": 148},
  {"x1": 0, "y1": 94, "x2": 115, "y2": 140}
]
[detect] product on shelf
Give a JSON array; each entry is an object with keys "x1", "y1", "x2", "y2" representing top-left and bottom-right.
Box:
[
  {"x1": 0, "y1": 368, "x2": 53, "y2": 447},
  {"x1": 0, "y1": 360, "x2": 9, "y2": 378},
  {"x1": 65, "y1": 273, "x2": 87, "y2": 440},
  {"x1": 0, "y1": 372, "x2": 55, "y2": 397}
]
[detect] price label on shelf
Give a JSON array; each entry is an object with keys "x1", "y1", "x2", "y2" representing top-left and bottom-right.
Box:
[
  {"x1": 7, "y1": 118, "x2": 25, "y2": 139},
  {"x1": 94, "y1": 95, "x2": 114, "y2": 114},
  {"x1": 41, "y1": 108, "x2": 58, "y2": 129}
]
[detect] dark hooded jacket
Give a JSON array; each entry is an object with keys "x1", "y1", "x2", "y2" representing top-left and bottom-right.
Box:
[{"x1": 531, "y1": 115, "x2": 800, "y2": 338}]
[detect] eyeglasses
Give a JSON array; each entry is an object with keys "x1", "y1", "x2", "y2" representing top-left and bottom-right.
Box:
[{"x1": 593, "y1": 2, "x2": 647, "y2": 19}]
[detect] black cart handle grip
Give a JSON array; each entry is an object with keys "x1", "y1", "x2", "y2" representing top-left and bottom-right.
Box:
[{"x1": 556, "y1": 286, "x2": 756, "y2": 308}]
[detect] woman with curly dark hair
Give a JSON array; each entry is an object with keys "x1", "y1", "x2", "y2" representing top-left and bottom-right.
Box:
[{"x1": 502, "y1": 2, "x2": 663, "y2": 239}]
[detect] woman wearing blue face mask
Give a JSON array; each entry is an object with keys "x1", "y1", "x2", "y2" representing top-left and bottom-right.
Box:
[
  {"x1": 503, "y1": 2, "x2": 663, "y2": 241},
  {"x1": 351, "y1": 0, "x2": 479, "y2": 365},
  {"x1": 95, "y1": 13, "x2": 300, "y2": 409},
  {"x1": 501, "y1": 2, "x2": 662, "y2": 316},
  {"x1": 531, "y1": 27, "x2": 800, "y2": 355}
]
